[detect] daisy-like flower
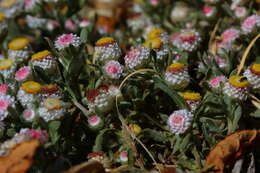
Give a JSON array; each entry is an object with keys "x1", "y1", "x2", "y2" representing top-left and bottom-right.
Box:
[
  {"x1": 124, "y1": 46, "x2": 150, "y2": 69},
  {"x1": 164, "y1": 63, "x2": 190, "y2": 89},
  {"x1": 25, "y1": 15, "x2": 47, "y2": 29},
  {"x1": 221, "y1": 28, "x2": 240, "y2": 44},
  {"x1": 65, "y1": 19, "x2": 77, "y2": 31},
  {"x1": 168, "y1": 109, "x2": 193, "y2": 135},
  {"x1": 86, "y1": 86, "x2": 114, "y2": 113},
  {"x1": 15, "y1": 66, "x2": 32, "y2": 82},
  {"x1": 0, "y1": 94, "x2": 15, "y2": 121},
  {"x1": 17, "y1": 81, "x2": 41, "y2": 108},
  {"x1": 24, "y1": 0, "x2": 40, "y2": 11},
  {"x1": 0, "y1": 84, "x2": 9, "y2": 95},
  {"x1": 149, "y1": 0, "x2": 159, "y2": 6},
  {"x1": 144, "y1": 38, "x2": 169, "y2": 60},
  {"x1": 79, "y1": 18, "x2": 91, "y2": 28},
  {"x1": 46, "y1": 20, "x2": 59, "y2": 31},
  {"x1": 243, "y1": 64, "x2": 260, "y2": 89},
  {"x1": 223, "y1": 75, "x2": 249, "y2": 100},
  {"x1": 147, "y1": 28, "x2": 169, "y2": 44},
  {"x1": 234, "y1": 7, "x2": 247, "y2": 19},
  {"x1": 208, "y1": 76, "x2": 226, "y2": 89},
  {"x1": 241, "y1": 14, "x2": 260, "y2": 34},
  {"x1": 170, "y1": 2, "x2": 190, "y2": 22},
  {"x1": 94, "y1": 37, "x2": 121, "y2": 62},
  {"x1": 171, "y1": 29, "x2": 201, "y2": 52},
  {"x1": 129, "y1": 124, "x2": 142, "y2": 135},
  {"x1": 40, "y1": 84, "x2": 61, "y2": 100},
  {"x1": 0, "y1": 0, "x2": 24, "y2": 18},
  {"x1": 103, "y1": 60, "x2": 123, "y2": 79},
  {"x1": 119, "y1": 151, "x2": 128, "y2": 163},
  {"x1": 8, "y1": 38, "x2": 30, "y2": 63},
  {"x1": 88, "y1": 115, "x2": 103, "y2": 130},
  {"x1": 181, "y1": 92, "x2": 201, "y2": 112},
  {"x1": 22, "y1": 109, "x2": 36, "y2": 121},
  {"x1": 0, "y1": 59, "x2": 16, "y2": 79},
  {"x1": 29, "y1": 129, "x2": 48, "y2": 144},
  {"x1": 202, "y1": 6, "x2": 216, "y2": 18},
  {"x1": 127, "y1": 13, "x2": 147, "y2": 32},
  {"x1": 38, "y1": 97, "x2": 65, "y2": 122},
  {"x1": 31, "y1": 50, "x2": 57, "y2": 72},
  {"x1": 54, "y1": 33, "x2": 81, "y2": 50},
  {"x1": 0, "y1": 13, "x2": 7, "y2": 36}
]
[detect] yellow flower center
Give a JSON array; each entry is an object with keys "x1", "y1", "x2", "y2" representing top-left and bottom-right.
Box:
[
  {"x1": 0, "y1": 0, "x2": 16, "y2": 9},
  {"x1": 228, "y1": 75, "x2": 249, "y2": 88},
  {"x1": 8, "y1": 38, "x2": 29, "y2": 51},
  {"x1": 31, "y1": 50, "x2": 51, "y2": 61},
  {"x1": 96, "y1": 37, "x2": 115, "y2": 46},
  {"x1": 181, "y1": 92, "x2": 201, "y2": 101},
  {"x1": 22, "y1": 81, "x2": 41, "y2": 94},
  {"x1": 148, "y1": 29, "x2": 162, "y2": 40},
  {"x1": 251, "y1": 64, "x2": 260, "y2": 74},
  {"x1": 0, "y1": 59, "x2": 14, "y2": 70},
  {"x1": 44, "y1": 98, "x2": 62, "y2": 110},
  {"x1": 143, "y1": 38, "x2": 162, "y2": 49},
  {"x1": 129, "y1": 124, "x2": 142, "y2": 135},
  {"x1": 0, "y1": 13, "x2": 5, "y2": 22},
  {"x1": 166, "y1": 63, "x2": 185, "y2": 72}
]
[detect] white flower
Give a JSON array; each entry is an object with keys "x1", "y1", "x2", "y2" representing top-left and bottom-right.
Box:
[
  {"x1": 54, "y1": 33, "x2": 81, "y2": 50},
  {"x1": 103, "y1": 60, "x2": 123, "y2": 79}
]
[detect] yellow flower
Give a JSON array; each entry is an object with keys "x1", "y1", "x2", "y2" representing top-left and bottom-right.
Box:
[
  {"x1": 143, "y1": 38, "x2": 162, "y2": 49},
  {"x1": 0, "y1": 13, "x2": 5, "y2": 22},
  {"x1": 60, "y1": 5, "x2": 68, "y2": 15},
  {"x1": 148, "y1": 29, "x2": 162, "y2": 40},
  {"x1": 8, "y1": 38, "x2": 29, "y2": 51},
  {"x1": 96, "y1": 37, "x2": 115, "y2": 46},
  {"x1": 166, "y1": 63, "x2": 185, "y2": 72},
  {"x1": 0, "y1": 0, "x2": 16, "y2": 9},
  {"x1": 181, "y1": 92, "x2": 201, "y2": 101},
  {"x1": 31, "y1": 50, "x2": 51, "y2": 61},
  {"x1": 129, "y1": 124, "x2": 142, "y2": 135},
  {"x1": 22, "y1": 81, "x2": 41, "y2": 94},
  {"x1": 228, "y1": 75, "x2": 249, "y2": 88},
  {"x1": 251, "y1": 64, "x2": 260, "y2": 74},
  {"x1": 44, "y1": 98, "x2": 62, "y2": 110},
  {"x1": 0, "y1": 59, "x2": 14, "y2": 70}
]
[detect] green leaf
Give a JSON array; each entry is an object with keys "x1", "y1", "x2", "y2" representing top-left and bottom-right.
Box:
[
  {"x1": 141, "y1": 128, "x2": 168, "y2": 142},
  {"x1": 93, "y1": 129, "x2": 110, "y2": 152},
  {"x1": 80, "y1": 28, "x2": 88, "y2": 43},
  {"x1": 153, "y1": 76, "x2": 187, "y2": 109},
  {"x1": 49, "y1": 121, "x2": 61, "y2": 145}
]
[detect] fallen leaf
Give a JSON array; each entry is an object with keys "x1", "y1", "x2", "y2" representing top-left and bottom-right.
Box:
[
  {"x1": 206, "y1": 130, "x2": 260, "y2": 173},
  {"x1": 0, "y1": 139, "x2": 40, "y2": 173},
  {"x1": 62, "y1": 160, "x2": 106, "y2": 173}
]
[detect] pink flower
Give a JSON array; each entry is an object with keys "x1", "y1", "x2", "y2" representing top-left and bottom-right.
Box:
[
  {"x1": 167, "y1": 109, "x2": 193, "y2": 134},
  {"x1": 202, "y1": 6, "x2": 214, "y2": 17},
  {"x1": 24, "y1": 0, "x2": 39, "y2": 10},
  {"x1": 79, "y1": 19, "x2": 91, "y2": 28},
  {"x1": 88, "y1": 115, "x2": 101, "y2": 127},
  {"x1": 0, "y1": 95, "x2": 15, "y2": 121},
  {"x1": 241, "y1": 15, "x2": 260, "y2": 34},
  {"x1": 47, "y1": 20, "x2": 59, "y2": 31},
  {"x1": 120, "y1": 151, "x2": 128, "y2": 162},
  {"x1": 65, "y1": 19, "x2": 77, "y2": 31},
  {"x1": 234, "y1": 7, "x2": 246, "y2": 18},
  {"x1": 15, "y1": 66, "x2": 31, "y2": 81},
  {"x1": 29, "y1": 129, "x2": 48, "y2": 144},
  {"x1": 149, "y1": 0, "x2": 160, "y2": 6},
  {"x1": 208, "y1": 76, "x2": 226, "y2": 88},
  {"x1": 221, "y1": 28, "x2": 240, "y2": 43},
  {"x1": 0, "y1": 84, "x2": 9, "y2": 95},
  {"x1": 0, "y1": 100, "x2": 10, "y2": 111},
  {"x1": 103, "y1": 60, "x2": 123, "y2": 79},
  {"x1": 22, "y1": 109, "x2": 35, "y2": 121},
  {"x1": 54, "y1": 33, "x2": 81, "y2": 50}
]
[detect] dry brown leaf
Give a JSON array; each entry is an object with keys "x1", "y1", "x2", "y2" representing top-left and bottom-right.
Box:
[
  {"x1": 62, "y1": 160, "x2": 106, "y2": 173},
  {"x1": 208, "y1": 19, "x2": 221, "y2": 56},
  {"x1": 206, "y1": 130, "x2": 260, "y2": 173},
  {"x1": 0, "y1": 139, "x2": 40, "y2": 173}
]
